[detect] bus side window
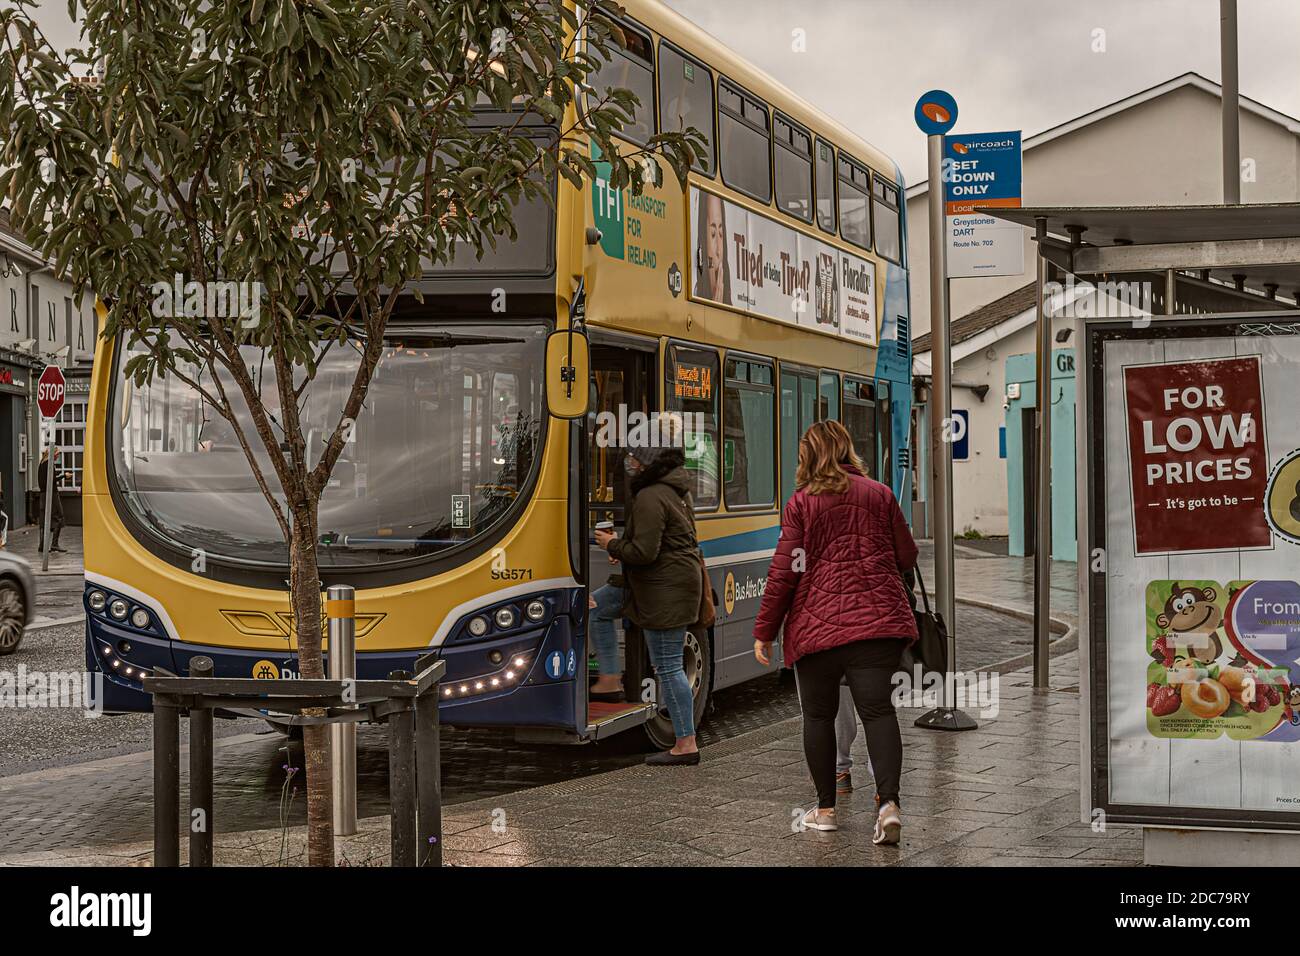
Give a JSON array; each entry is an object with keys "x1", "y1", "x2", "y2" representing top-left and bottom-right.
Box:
[
  {"x1": 842, "y1": 378, "x2": 876, "y2": 476},
  {"x1": 818, "y1": 370, "x2": 840, "y2": 422},
  {"x1": 723, "y1": 357, "x2": 775, "y2": 509},
  {"x1": 838, "y1": 154, "x2": 872, "y2": 251},
  {"x1": 876, "y1": 381, "x2": 892, "y2": 489},
  {"x1": 666, "y1": 343, "x2": 720, "y2": 511},
  {"x1": 658, "y1": 42, "x2": 714, "y2": 175},
  {"x1": 587, "y1": 20, "x2": 657, "y2": 147},
  {"x1": 779, "y1": 365, "x2": 818, "y2": 504},
  {"x1": 873, "y1": 175, "x2": 903, "y2": 265},
  {"x1": 774, "y1": 113, "x2": 812, "y2": 223},
  {"x1": 718, "y1": 79, "x2": 771, "y2": 203},
  {"x1": 815, "y1": 139, "x2": 837, "y2": 235}
]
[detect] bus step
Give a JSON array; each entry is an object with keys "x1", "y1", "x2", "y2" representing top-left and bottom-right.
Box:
[{"x1": 586, "y1": 701, "x2": 652, "y2": 740}]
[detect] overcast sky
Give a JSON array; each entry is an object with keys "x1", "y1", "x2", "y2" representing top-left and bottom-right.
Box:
[
  {"x1": 24, "y1": 0, "x2": 1300, "y2": 186},
  {"x1": 665, "y1": 0, "x2": 1300, "y2": 185}
]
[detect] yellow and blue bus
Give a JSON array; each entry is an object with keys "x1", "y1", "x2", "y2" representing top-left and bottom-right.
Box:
[{"x1": 82, "y1": 0, "x2": 912, "y2": 747}]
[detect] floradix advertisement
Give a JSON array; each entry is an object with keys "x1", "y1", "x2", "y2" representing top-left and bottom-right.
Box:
[{"x1": 1094, "y1": 321, "x2": 1300, "y2": 826}]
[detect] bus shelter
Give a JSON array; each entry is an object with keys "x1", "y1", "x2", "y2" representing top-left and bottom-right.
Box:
[{"x1": 983, "y1": 202, "x2": 1300, "y2": 865}]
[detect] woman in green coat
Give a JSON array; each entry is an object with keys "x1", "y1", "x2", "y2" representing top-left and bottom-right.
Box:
[{"x1": 593, "y1": 426, "x2": 703, "y2": 766}]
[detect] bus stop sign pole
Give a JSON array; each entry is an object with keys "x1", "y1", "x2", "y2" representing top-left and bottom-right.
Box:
[{"x1": 914, "y1": 91, "x2": 976, "y2": 731}]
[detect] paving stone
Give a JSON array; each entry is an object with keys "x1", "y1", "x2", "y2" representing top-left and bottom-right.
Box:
[{"x1": 1, "y1": 542, "x2": 1128, "y2": 869}]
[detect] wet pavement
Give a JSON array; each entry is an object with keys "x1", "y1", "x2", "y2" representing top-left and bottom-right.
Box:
[
  {"x1": 0, "y1": 602, "x2": 1043, "y2": 853},
  {"x1": 0, "y1": 650, "x2": 1139, "y2": 868},
  {"x1": 0, "y1": 522, "x2": 1080, "y2": 858}
]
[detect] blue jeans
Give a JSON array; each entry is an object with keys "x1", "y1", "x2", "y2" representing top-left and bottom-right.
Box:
[
  {"x1": 645, "y1": 626, "x2": 695, "y2": 739},
  {"x1": 590, "y1": 584, "x2": 625, "y2": 676}
]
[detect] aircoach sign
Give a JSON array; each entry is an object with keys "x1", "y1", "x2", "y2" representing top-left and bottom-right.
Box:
[{"x1": 943, "y1": 130, "x2": 1023, "y2": 278}]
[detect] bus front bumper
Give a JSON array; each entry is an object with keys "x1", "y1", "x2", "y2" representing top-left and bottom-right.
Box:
[{"x1": 85, "y1": 612, "x2": 585, "y2": 732}]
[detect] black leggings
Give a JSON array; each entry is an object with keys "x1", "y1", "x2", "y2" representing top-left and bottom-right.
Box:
[{"x1": 794, "y1": 638, "x2": 907, "y2": 810}]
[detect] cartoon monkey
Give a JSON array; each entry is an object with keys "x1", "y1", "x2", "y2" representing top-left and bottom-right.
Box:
[{"x1": 1156, "y1": 583, "x2": 1224, "y2": 663}]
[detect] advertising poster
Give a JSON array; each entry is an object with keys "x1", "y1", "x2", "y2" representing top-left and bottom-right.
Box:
[
  {"x1": 1123, "y1": 356, "x2": 1270, "y2": 554},
  {"x1": 1097, "y1": 327, "x2": 1300, "y2": 823},
  {"x1": 1144, "y1": 579, "x2": 1300, "y2": 742},
  {"x1": 689, "y1": 186, "x2": 876, "y2": 345}
]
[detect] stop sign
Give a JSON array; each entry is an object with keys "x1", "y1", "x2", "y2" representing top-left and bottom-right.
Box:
[{"x1": 37, "y1": 365, "x2": 65, "y2": 419}]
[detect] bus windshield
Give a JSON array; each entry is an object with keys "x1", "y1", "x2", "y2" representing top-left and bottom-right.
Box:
[{"x1": 110, "y1": 323, "x2": 547, "y2": 568}]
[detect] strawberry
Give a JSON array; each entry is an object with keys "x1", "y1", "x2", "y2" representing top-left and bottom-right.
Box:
[
  {"x1": 1150, "y1": 684, "x2": 1181, "y2": 717},
  {"x1": 1151, "y1": 636, "x2": 1174, "y2": 666},
  {"x1": 1147, "y1": 682, "x2": 1160, "y2": 709}
]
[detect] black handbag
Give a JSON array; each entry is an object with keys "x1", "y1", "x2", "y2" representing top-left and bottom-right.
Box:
[{"x1": 902, "y1": 566, "x2": 949, "y2": 677}]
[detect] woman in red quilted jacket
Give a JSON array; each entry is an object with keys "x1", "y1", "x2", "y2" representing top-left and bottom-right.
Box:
[{"x1": 753, "y1": 420, "x2": 918, "y2": 843}]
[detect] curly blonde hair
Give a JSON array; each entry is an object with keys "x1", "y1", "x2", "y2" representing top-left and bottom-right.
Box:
[{"x1": 794, "y1": 420, "x2": 866, "y2": 495}]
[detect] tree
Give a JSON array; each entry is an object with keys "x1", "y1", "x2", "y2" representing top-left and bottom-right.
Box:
[{"x1": 0, "y1": 0, "x2": 701, "y2": 866}]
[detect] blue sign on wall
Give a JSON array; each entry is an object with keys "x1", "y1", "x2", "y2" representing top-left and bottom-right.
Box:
[{"x1": 952, "y1": 409, "x2": 970, "y2": 461}]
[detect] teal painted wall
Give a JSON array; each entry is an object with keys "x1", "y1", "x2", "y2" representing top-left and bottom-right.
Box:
[{"x1": 1005, "y1": 348, "x2": 1077, "y2": 561}]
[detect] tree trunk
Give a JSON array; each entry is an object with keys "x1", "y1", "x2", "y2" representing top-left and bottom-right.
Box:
[{"x1": 289, "y1": 505, "x2": 333, "y2": 867}]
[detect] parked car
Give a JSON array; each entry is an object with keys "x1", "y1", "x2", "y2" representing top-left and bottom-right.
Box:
[{"x1": 0, "y1": 511, "x2": 35, "y2": 655}]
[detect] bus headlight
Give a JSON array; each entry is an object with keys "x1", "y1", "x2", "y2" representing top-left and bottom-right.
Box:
[
  {"x1": 525, "y1": 599, "x2": 546, "y2": 622},
  {"x1": 88, "y1": 590, "x2": 107, "y2": 612},
  {"x1": 131, "y1": 608, "x2": 150, "y2": 629},
  {"x1": 494, "y1": 607, "x2": 516, "y2": 629},
  {"x1": 467, "y1": 616, "x2": 489, "y2": 637},
  {"x1": 109, "y1": 598, "x2": 129, "y2": 621}
]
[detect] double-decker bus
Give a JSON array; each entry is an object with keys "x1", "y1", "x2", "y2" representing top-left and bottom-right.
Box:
[{"x1": 83, "y1": 0, "x2": 912, "y2": 747}]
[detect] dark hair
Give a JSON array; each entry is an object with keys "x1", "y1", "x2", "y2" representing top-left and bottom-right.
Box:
[{"x1": 630, "y1": 447, "x2": 687, "y2": 494}]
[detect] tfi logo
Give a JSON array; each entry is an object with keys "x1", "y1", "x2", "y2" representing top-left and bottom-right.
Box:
[
  {"x1": 590, "y1": 143, "x2": 625, "y2": 261},
  {"x1": 920, "y1": 102, "x2": 950, "y2": 124}
]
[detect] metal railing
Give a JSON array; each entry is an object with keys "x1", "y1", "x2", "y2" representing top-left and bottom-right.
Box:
[{"x1": 142, "y1": 651, "x2": 444, "y2": 868}]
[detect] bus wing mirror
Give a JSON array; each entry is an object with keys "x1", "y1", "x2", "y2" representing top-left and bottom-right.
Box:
[{"x1": 545, "y1": 329, "x2": 590, "y2": 420}]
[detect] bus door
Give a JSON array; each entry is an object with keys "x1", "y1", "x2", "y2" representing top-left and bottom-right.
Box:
[{"x1": 584, "y1": 339, "x2": 657, "y2": 737}]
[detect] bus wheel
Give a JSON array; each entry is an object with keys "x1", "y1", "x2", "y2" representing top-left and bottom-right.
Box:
[
  {"x1": 0, "y1": 579, "x2": 25, "y2": 655},
  {"x1": 642, "y1": 626, "x2": 711, "y2": 751}
]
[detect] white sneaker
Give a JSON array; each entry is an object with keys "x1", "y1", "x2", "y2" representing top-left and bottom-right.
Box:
[
  {"x1": 873, "y1": 801, "x2": 901, "y2": 845},
  {"x1": 801, "y1": 807, "x2": 838, "y2": 831}
]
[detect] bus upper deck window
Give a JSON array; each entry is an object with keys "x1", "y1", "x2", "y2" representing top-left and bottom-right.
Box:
[
  {"x1": 719, "y1": 79, "x2": 771, "y2": 203},
  {"x1": 659, "y1": 43, "x2": 714, "y2": 175},
  {"x1": 873, "y1": 176, "x2": 902, "y2": 264},
  {"x1": 588, "y1": 22, "x2": 656, "y2": 146},
  {"x1": 774, "y1": 114, "x2": 812, "y2": 223},
  {"x1": 815, "y1": 139, "x2": 836, "y2": 234},
  {"x1": 838, "y1": 156, "x2": 871, "y2": 251}
]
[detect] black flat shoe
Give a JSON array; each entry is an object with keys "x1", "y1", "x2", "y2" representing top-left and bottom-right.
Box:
[
  {"x1": 645, "y1": 750, "x2": 700, "y2": 766},
  {"x1": 589, "y1": 691, "x2": 626, "y2": 703}
]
